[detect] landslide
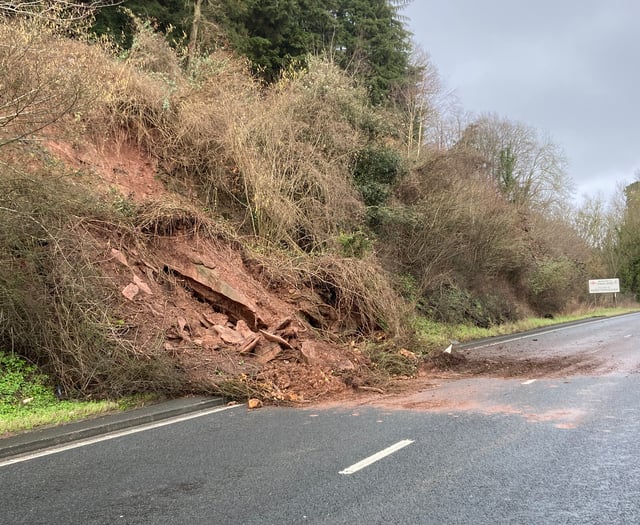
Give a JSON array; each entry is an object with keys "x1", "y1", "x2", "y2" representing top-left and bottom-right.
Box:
[
  {"x1": 1, "y1": 139, "x2": 399, "y2": 404},
  {"x1": 0, "y1": 20, "x2": 412, "y2": 404},
  {"x1": 0, "y1": 14, "x2": 598, "y2": 406}
]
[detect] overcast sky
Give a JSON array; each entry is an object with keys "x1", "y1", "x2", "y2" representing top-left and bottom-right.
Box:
[{"x1": 402, "y1": 0, "x2": 640, "y2": 205}]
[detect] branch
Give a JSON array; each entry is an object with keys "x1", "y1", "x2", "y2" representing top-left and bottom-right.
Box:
[{"x1": 0, "y1": 1, "x2": 122, "y2": 22}]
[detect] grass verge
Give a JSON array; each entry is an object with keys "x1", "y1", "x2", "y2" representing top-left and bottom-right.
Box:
[
  {"x1": 0, "y1": 351, "x2": 159, "y2": 436},
  {"x1": 414, "y1": 306, "x2": 640, "y2": 351}
]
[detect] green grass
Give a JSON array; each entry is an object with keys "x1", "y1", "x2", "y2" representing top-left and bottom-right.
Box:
[
  {"x1": 0, "y1": 400, "x2": 121, "y2": 436},
  {"x1": 414, "y1": 306, "x2": 640, "y2": 351},
  {"x1": 0, "y1": 351, "x2": 158, "y2": 436}
]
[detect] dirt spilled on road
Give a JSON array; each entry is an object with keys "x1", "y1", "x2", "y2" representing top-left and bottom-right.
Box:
[
  {"x1": 310, "y1": 343, "x2": 610, "y2": 427},
  {"x1": 421, "y1": 350, "x2": 604, "y2": 380}
]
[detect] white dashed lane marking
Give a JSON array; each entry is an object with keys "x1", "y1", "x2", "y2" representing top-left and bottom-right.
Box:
[{"x1": 339, "y1": 439, "x2": 414, "y2": 475}]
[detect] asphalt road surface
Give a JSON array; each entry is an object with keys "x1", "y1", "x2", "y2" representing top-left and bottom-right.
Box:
[{"x1": 2, "y1": 313, "x2": 640, "y2": 524}]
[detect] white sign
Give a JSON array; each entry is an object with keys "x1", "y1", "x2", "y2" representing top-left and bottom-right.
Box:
[{"x1": 588, "y1": 278, "x2": 620, "y2": 294}]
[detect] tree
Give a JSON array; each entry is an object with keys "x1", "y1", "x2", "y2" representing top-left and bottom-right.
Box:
[
  {"x1": 458, "y1": 114, "x2": 572, "y2": 212},
  {"x1": 1, "y1": 0, "x2": 122, "y2": 28},
  {"x1": 616, "y1": 177, "x2": 640, "y2": 297},
  {"x1": 213, "y1": 0, "x2": 310, "y2": 82},
  {"x1": 391, "y1": 47, "x2": 444, "y2": 158},
  {"x1": 211, "y1": 0, "x2": 413, "y2": 103},
  {"x1": 89, "y1": 0, "x2": 415, "y2": 103},
  {"x1": 91, "y1": 1, "x2": 189, "y2": 47},
  {"x1": 330, "y1": 0, "x2": 413, "y2": 104}
]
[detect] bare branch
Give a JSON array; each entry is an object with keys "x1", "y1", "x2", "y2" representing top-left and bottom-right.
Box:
[{"x1": 0, "y1": 1, "x2": 122, "y2": 22}]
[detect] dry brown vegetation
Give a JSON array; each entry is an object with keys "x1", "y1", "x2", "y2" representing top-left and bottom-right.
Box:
[{"x1": 0, "y1": 15, "x2": 609, "y2": 402}]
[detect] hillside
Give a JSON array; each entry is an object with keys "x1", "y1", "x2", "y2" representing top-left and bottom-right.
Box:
[
  {"x1": 0, "y1": 7, "x2": 625, "y2": 405},
  {"x1": 65, "y1": 137, "x2": 386, "y2": 402}
]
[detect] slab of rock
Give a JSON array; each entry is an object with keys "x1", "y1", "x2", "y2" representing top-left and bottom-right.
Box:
[
  {"x1": 166, "y1": 262, "x2": 265, "y2": 329},
  {"x1": 236, "y1": 320, "x2": 256, "y2": 339},
  {"x1": 239, "y1": 335, "x2": 261, "y2": 354},
  {"x1": 203, "y1": 312, "x2": 229, "y2": 327},
  {"x1": 255, "y1": 342, "x2": 282, "y2": 364},
  {"x1": 213, "y1": 325, "x2": 245, "y2": 345},
  {"x1": 193, "y1": 332, "x2": 222, "y2": 349},
  {"x1": 133, "y1": 274, "x2": 153, "y2": 295},
  {"x1": 122, "y1": 283, "x2": 139, "y2": 301},
  {"x1": 260, "y1": 330, "x2": 293, "y2": 349},
  {"x1": 300, "y1": 340, "x2": 355, "y2": 371}
]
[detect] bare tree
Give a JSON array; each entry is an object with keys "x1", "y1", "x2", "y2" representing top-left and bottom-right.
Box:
[
  {"x1": 187, "y1": 0, "x2": 204, "y2": 70},
  {"x1": 393, "y1": 46, "x2": 464, "y2": 157},
  {"x1": 459, "y1": 113, "x2": 573, "y2": 213},
  {"x1": 395, "y1": 47, "x2": 441, "y2": 159}
]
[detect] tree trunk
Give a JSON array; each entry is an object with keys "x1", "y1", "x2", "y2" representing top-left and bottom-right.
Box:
[{"x1": 187, "y1": 0, "x2": 203, "y2": 70}]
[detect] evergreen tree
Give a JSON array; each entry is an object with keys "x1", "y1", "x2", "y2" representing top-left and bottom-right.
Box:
[
  {"x1": 331, "y1": 0, "x2": 412, "y2": 104},
  {"x1": 216, "y1": 0, "x2": 310, "y2": 82},
  {"x1": 90, "y1": 0, "x2": 189, "y2": 47},
  {"x1": 91, "y1": 0, "x2": 414, "y2": 104},
  {"x1": 215, "y1": 0, "x2": 413, "y2": 103}
]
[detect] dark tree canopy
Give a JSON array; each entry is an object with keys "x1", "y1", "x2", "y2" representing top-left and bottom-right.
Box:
[
  {"x1": 90, "y1": 0, "x2": 189, "y2": 47},
  {"x1": 91, "y1": 0, "x2": 414, "y2": 104}
]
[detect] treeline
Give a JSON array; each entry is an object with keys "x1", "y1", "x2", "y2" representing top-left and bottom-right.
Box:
[{"x1": 91, "y1": 0, "x2": 414, "y2": 104}]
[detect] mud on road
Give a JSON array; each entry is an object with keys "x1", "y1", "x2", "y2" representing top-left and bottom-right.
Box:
[{"x1": 317, "y1": 316, "x2": 640, "y2": 412}]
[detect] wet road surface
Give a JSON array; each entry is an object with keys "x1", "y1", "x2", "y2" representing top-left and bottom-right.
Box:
[{"x1": 1, "y1": 314, "x2": 639, "y2": 524}]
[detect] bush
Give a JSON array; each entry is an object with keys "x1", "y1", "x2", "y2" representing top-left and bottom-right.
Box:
[
  {"x1": 248, "y1": 247, "x2": 408, "y2": 336},
  {"x1": 419, "y1": 284, "x2": 518, "y2": 328},
  {"x1": 376, "y1": 151, "x2": 526, "y2": 286},
  {"x1": 0, "y1": 165, "x2": 184, "y2": 397},
  {"x1": 0, "y1": 16, "x2": 102, "y2": 147},
  {"x1": 527, "y1": 256, "x2": 584, "y2": 314},
  {"x1": 351, "y1": 145, "x2": 406, "y2": 207},
  {"x1": 336, "y1": 231, "x2": 372, "y2": 259}
]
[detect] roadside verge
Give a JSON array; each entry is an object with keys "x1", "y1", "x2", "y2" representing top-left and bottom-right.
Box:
[{"x1": 0, "y1": 396, "x2": 225, "y2": 459}]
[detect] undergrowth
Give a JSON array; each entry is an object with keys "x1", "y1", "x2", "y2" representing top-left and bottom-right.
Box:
[
  {"x1": 0, "y1": 161, "x2": 186, "y2": 398},
  {"x1": 0, "y1": 351, "x2": 117, "y2": 435}
]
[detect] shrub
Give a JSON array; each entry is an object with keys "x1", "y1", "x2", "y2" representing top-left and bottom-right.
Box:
[
  {"x1": 377, "y1": 151, "x2": 526, "y2": 287},
  {"x1": 351, "y1": 145, "x2": 406, "y2": 207},
  {"x1": 418, "y1": 283, "x2": 519, "y2": 328},
  {"x1": 248, "y1": 247, "x2": 408, "y2": 337},
  {"x1": 336, "y1": 231, "x2": 372, "y2": 259},
  {"x1": 0, "y1": 16, "x2": 102, "y2": 147},
  {"x1": 0, "y1": 164, "x2": 184, "y2": 397},
  {"x1": 527, "y1": 256, "x2": 584, "y2": 314}
]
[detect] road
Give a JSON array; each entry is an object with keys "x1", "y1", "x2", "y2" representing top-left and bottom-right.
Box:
[{"x1": 2, "y1": 313, "x2": 640, "y2": 524}]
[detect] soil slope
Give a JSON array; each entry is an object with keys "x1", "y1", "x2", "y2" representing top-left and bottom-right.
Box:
[{"x1": 47, "y1": 138, "x2": 373, "y2": 403}]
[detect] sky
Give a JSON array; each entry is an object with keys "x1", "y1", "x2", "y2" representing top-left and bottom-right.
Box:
[{"x1": 402, "y1": 0, "x2": 640, "y2": 205}]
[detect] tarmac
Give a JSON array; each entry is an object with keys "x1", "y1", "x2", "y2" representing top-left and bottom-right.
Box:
[{"x1": 0, "y1": 396, "x2": 226, "y2": 460}]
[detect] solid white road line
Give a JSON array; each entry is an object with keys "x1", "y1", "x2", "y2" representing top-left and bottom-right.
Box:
[
  {"x1": 470, "y1": 318, "x2": 614, "y2": 350},
  {"x1": 522, "y1": 379, "x2": 537, "y2": 385},
  {"x1": 339, "y1": 439, "x2": 414, "y2": 475},
  {"x1": 0, "y1": 404, "x2": 242, "y2": 468}
]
